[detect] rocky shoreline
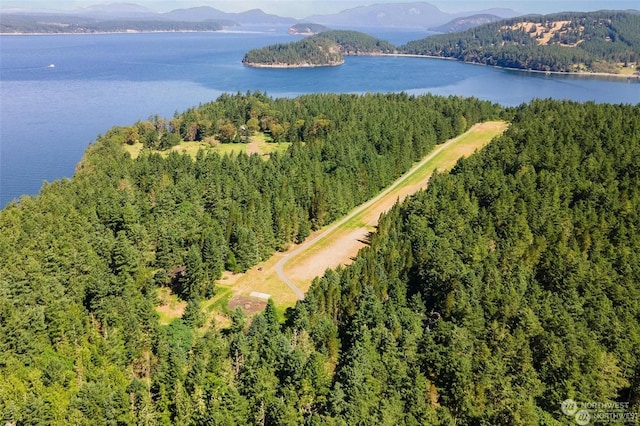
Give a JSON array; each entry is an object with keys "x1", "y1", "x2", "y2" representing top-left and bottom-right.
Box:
[
  {"x1": 242, "y1": 60, "x2": 345, "y2": 69},
  {"x1": 383, "y1": 53, "x2": 640, "y2": 80}
]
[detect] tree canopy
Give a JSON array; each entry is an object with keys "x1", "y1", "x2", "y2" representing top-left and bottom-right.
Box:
[{"x1": 1, "y1": 93, "x2": 639, "y2": 424}]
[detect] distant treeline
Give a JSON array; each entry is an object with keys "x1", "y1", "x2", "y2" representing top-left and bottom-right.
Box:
[{"x1": 0, "y1": 15, "x2": 229, "y2": 33}]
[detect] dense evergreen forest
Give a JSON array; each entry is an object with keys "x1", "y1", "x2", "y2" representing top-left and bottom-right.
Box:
[
  {"x1": 0, "y1": 93, "x2": 496, "y2": 424},
  {"x1": 401, "y1": 11, "x2": 640, "y2": 73},
  {"x1": 243, "y1": 30, "x2": 395, "y2": 67},
  {"x1": 1, "y1": 94, "x2": 639, "y2": 424}
]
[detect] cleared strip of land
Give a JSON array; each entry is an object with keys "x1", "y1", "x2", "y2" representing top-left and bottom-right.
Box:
[{"x1": 219, "y1": 121, "x2": 508, "y2": 309}]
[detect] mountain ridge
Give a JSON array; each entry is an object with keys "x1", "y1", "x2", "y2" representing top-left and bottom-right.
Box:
[
  {"x1": 1, "y1": 2, "x2": 520, "y2": 29},
  {"x1": 429, "y1": 14, "x2": 505, "y2": 33},
  {"x1": 303, "y1": 2, "x2": 519, "y2": 28}
]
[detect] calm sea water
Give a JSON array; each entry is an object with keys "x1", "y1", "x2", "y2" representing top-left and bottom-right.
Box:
[{"x1": 1, "y1": 30, "x2": 639, "y2": 207}]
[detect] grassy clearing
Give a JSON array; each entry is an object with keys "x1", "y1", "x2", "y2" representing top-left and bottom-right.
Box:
[
  {"x1": 122, "y1": 133, "x2": 290, "y2": 160},
  {"x1": 246, "y1": 133, "x2": 292, "y2": 157},
  {"x1": 155, "y1": 122, "x2": 508, "y2": 319},
  {"x1": 123, "y1": 142, "x2": 144, "y2": 159},
  {"x1": 203, "y1": 286, "x2": 234, "y2": 315},
  {"x1": 155, "y1": 287, "x2": 187, "y2": 325},
  {"x1": 155, "y1": 282, "x2": 235, "y2": 331},
  {"x1": 215, "y1": 252, "x2": 300, "y2": 308},
  {"x1": 618, "y1": 65, "x2": 639, "y2": 76},
  {"x1": 199, "y1": 286, "x2": 234, "y2": 330}
]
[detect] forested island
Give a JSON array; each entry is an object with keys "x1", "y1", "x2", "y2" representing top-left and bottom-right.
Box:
[
  {"x1": 288, "y1": 23, "x2": 329, "y2": 35},
  {"x1": 402, "y1": 10, "x2": 640, "y2": 75},
  {"x1": 1, "y1": 91, "x2": 640, "y2": 424},
  {"x1": 244, "y1": 11, "x2": 640, "y2": 76},
  {"x1": 243, "y1": 30, "x2": 395, "y2": 68}
]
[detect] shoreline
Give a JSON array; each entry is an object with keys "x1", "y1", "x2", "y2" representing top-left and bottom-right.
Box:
[
  {"x1": 382, "y1": 53, "x2": 640, "y2": 80},
  {"x1": 242, "y1": 60, "x2": 345, "y2": 69},
  {"x1": 0, "y1": 27, "x2": 282, "y2": 36},
  {"x1": 0, "y1": 29, "x2": 225, "y2": 36},
  {"x1": 242, "y1": 51, "x2": 639, "y2": 80}
]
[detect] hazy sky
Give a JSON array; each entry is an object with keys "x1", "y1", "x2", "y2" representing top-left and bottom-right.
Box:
[{"x1": 2, "y1": 1, "x2": 637, "y2": 18}]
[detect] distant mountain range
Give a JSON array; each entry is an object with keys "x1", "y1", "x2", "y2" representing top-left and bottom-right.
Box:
[
  {"x1": 305, "y1": 3, "x2": 518, "y2": 28},
  {"x1": 429, "y1": 14, "x2": 506, "y2": 33},
  {"x1": 76, "y1": 3, "x2": 157, "y2": 18},
  {"x1": 163, "y1": 7, "x2": 296, "y2": 25},
  {"x1": 1, "y1": 2, "x2": 520, "y2": 31}
]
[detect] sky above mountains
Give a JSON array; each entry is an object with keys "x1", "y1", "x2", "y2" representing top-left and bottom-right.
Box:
[{"x1": 2, "y1": 0, "x2": 637, "y2": 18}]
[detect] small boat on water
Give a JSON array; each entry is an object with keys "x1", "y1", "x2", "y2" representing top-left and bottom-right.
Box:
[{"x1": 48, "y1": 64, "x2": 55, "y2": 68}]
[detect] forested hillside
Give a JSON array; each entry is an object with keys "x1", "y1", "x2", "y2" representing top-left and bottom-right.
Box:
[
  {"x1": 243, "y1": 30, "x2": 395, "y2": 67},
  {"x1": 0, "y1": 92, "x2": 500, "y2": 424},
  {"x1": 401, "y1": 10, "x2": 640, "y2": 74},
  {"x1": 299, "y1": 99, "x2": 640, "y2": 423},
  {"x1": 1, "y1": 96, "x2": 639, "y2": 424}
]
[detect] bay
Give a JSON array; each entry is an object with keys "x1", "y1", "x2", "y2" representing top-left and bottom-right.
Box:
[{"x1": 1, "y1": 30, "x2": 639, "y2": 207}]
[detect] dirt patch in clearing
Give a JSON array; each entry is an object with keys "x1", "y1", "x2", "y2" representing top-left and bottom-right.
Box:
[
  {"x1": 220, "y1": 270, "x2": 241, "y2": 285},
  {"x1": 246, "y1": 140, "x2": 261, "y2": 155},
  {"x1": 286, "y1": 227, "x2": 371, "y2": 284},
  {"x1": 506, "y1": 21, "x2": 578, "y2": 46},
  {"x1": 228, "y1": 296, "x2": 268, "y2": 315},
  {"x1": 155, "y1": 288, "x2": 187, "y2": 324}
]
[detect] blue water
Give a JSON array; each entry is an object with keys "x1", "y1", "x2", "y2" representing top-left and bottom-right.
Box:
[{"x1": 1, "y1": 30, "x2": 639, "y2": 207}]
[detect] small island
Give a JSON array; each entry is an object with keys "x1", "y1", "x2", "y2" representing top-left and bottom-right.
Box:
[
  {"x1": 242, "y1": 30, "x2": 395, "y2": 68},
  {"x1": 288, "y1": 22, "x2": 329, "y2": 35}
]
